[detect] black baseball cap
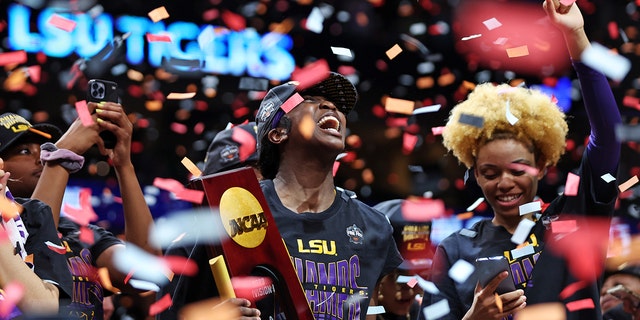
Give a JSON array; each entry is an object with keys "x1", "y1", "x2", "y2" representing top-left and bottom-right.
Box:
[
  {"x1": 203, "y1": 122, "x2": 259, "y2": 175},
  {"x1": 255, "y1": 72, "x2": 358, "y2": 149},
  {"x1": 0, "y1": 113, "x2": 62, "y2": 154}
]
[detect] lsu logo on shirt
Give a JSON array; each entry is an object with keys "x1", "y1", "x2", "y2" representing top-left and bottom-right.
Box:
[{"x1": 296, "y1": 239, "x2": 337, "y2": 255}]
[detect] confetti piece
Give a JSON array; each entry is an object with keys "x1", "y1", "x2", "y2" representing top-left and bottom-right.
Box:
[
  {"x1": 559, "y1": 281, "x2": 588, "y2": 300},
  {"x1": 505, "y1": 100, "x2": 519, "y2": 125},
  {"x1": 129, "y1": 279, "x2": 161, "y2": 292},
  {"x1": 146, "y1": 33, "x2": 172, "y2": 42},
  {"x1": 422, "y1": 299, "x2": 450, "y2": 319},
  {"x1": 482, "y1": 17, "x2": 502, "y2": 30},
  {"x1": 551, "y1": 220, "x2": 577, "y2": 234},
  {"x1": 167, "y1": 92, "x2": 196, "y2": 100},
  {"x1": 45, "y1": 241, "x2": 67, "y2": 254},
  {"x1": 601, "y1": 173, "x2": 616, "y2": 183},
  {"x1": 506, "y1": 45, "x2": 529, "y2": 58},
  {"x1": 48, "y1": 14, "x2": 77, "y2": 32},
  {"x1": 113, "y1": 244, "x2": 171, "y2": 284},
  {"x1": 431, "y1": 126, "x2": 445, "y2": 135},
  {"x1": 495, "y1": 293, "x2": 503, "y2": 313},
  {"x1": 511, "y1": 244, "x2": 535, "y2": 259},
  {"x1": 449, "y1": 259, "x2": 475, "y2": 284},
  {"x1": 163, "y1": 255, "x2": 199, "y2": 277},
  {"x1": 396, "y1": 275, "x2": 415, "y2": 284},
  {"x1": 564, "y1": 172, "x2": 580, "y2": 196},
  {"x1": 231, "y1": 126, "x2": 257, "y2": 162},
  {"x1": 197, "y1": 25, "x2": 215, "y2": 50},
  {"x1": 79, "y1": 225, "x2": 94, "y2": 245},
  {"x1": 280, "y1": 93, "x2": 304, "y2": 113},
  {"x1": 149, "y1": 293, "x2": 173, "y2": 316},
  {"x1": 62, "y1": 188, "x2": 98, "y2": 226},
  {"x1": 461, "y1": 34, "x2": 482, "y2": 41},
  {"x1": 416, "y1": 276, "x2": 440, "y2": 294},
  {"x1": 407, "y1": 277, "x2": 418, "y2": 288},
  {"x1": 305, "y1": 7, "x2": 325, "y2": 33},
  {"x1": 618, "y1": 176, "x2": 639, "y2": 192},
  {"x1": 175, "y1": 188, "x2": 205, "y2": 204},
  {"x1": 221, "y1": 10, "x2": 246, "y2": 31},
  {"x1": 458, "y1": 113, "x2": 484, "y2": 128},
  {"x1": 148, "y1": 6, "x2": 170, "y2": 23},
  {"x1": 412, "y1": 104, "x2": 441, "y2": 115},
  {"x1": 402, "y1": 132, "x2": 418, "y2": 155},
  {"x1": 75, "y1": 100, "x2": 94, "y2": 126},
  {"x1": 386, "y1": 44, "x2": 403, "y2": 60},
  {"x1": 0, "y1": 51, "x2": 27, "y2": 67},
  {"x1": 457, "y1": 212, "x2": 474, "y2": 220},
  {"x1": 385, "y1": 97, "x2": 415, "y2": 115},
  {"x1": 515, "y1": 302, "x2": 565, "y2": 320},
  {"x1": 510, "y1": 219, "x2": 535, "y2": 244},
  {"x1": 0, "y1": 198, "x2": 22, "y2": 221},
  {"x1": 0, "y1": 282, "x2": 24, "y2": 318},
  {"x1": 331, "y1": 46, "x2": 353, "y2": 57},
  {"x1": 181, "y1": 157, "x2": 202, "y2": 177},
  {"x1": 170, "y1": 123, "x2": 188, "y2": 134},
  {"x1": 519, "y1": 201, "x2": 541, "y2": 216},
  {"x1": 149, "y1": 209, "x2": 224, "y2": 248},
  {"x1": 565, "y1": 298, "x2": 595, "y2": 311},
  {"x1": 401, "y1": 198, "x2": 447, "y2": 222},
  {"x1": 581, "y1": 42, "x2": 631, "y2": 82},
  {"x1": 26, "y1": 65, "x2": 41, "y2": 83},
  {"x1": 366, "y1": 306, "x2": 385, "y2": 315},
  {"x1": 615, "y1": 124, "x2": 640, "y2": 142},
  {"x1": 466, "y1": 197, "x2": 485, "y2": 212},
  {"x1": 290, "y1": 59, "x2": 331, "y2": 91},
  {"x1": 299, "y1": 114, "x2": 315, "y2": 140}
]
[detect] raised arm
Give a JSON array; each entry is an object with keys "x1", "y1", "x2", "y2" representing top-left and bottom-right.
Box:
[{"x1": 94, "y1": 102, "x2": 160, "y2": 255}]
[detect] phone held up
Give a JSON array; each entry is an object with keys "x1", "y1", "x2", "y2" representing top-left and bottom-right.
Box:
[
  {"x1": 86, "y1": 79, "x2": 119, "y2": 149},
  {"x1": 474, "y1": 256, "x2": 517, "y2": 295}
]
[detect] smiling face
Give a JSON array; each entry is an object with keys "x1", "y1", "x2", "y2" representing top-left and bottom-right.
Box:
[
  {"x1": 474, "y1": 138, "x2": 545, "y2": 226},
  {"x1": 286, "y1": 95, "x2": 347, "y2": 151},
  {"x1": 2, "y1": 140, "x2": 43, "y2": 198}
]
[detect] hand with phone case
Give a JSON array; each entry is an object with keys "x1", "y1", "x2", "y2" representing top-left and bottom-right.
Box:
[
  {"x1": 87, "y1": 79, "x2": 119, "y2": 149},
  {"x1": 461, "y1": 257, "x2": 526, "y2": 320}
]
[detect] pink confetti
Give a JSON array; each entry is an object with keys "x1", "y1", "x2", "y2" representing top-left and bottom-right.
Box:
[
  {"x1": 290, "y1": 59, "x2": 331, "y2": 91},
  {"x1": 26, "y1": 65, "x2": 41, "y2": 83},
  {"x1": 0, "y1": 51, "x2": 27, "y2": 66},
  {"x1": 564, "y1": 172, "x2": 580, "y2": 196},
  {"x1": 48, "y1": 14, "x2": 77, "y2": 32},
  {"x1": 551, "y1": 220, "x2": 577, "y2": 234},
  {"x1": 149, "y1": 293, "x2": 173, "y2": 316},
  {"x1": 565, "y1": 298, "x2": 595, "y2": 312},
  {"x1": 75, "y1": 100, "x2": 94, "y2": 126},
  {"x1": 0, "y1": 282, "x2": 24, "y2": 318},
  {"x1": 62, "y1": 188, "x2": 98, "y2": 226},
  {"x1": 163, "y1": 255, "x2": 199, "y2": 276},
  {"x1": 406, "y1": 277, "x2": 418, "y2": 288},
  {"x1": 231, "y1": 126, "x2": 257, "y2": 162},
  {"x1": 431, "y1": 126, "x2": 445, "y2": 135},
  {"x1": 280, "y1": 93, "x2": 304, "y2": 114},
  {"x1": 153, "y1": 177, "x2": 186, "y2": 192},
  {"x1": 402, "y1": 132, "x2": 418, "y2": 155},
  {"x1": 559, "y1": 281, "x2": 588, "y2": 300},
  {"x1": 170, "y1": 122, "x2": 188, "y2": 134},
  {"x1": 79, "y1": 225, "x2": 95, "y2": 245},
  {"x1": 401, "y1": 198, "x2": 447, "y2": 222},
  {"x1": 559, "y1": 0, "x2": 576, "y2": 5},
  {"x1": 146, "y1": 33, "x2": 172, "y2": 42},
  {"x1": 175, "y1": 189, "x2": 205, "y2": 204},
  {"x1": 332, "y1": 161, "x2": 340, "y2": 177},
  {"x1": 221, "y1": 10, "x2": 246, "y2": 31}
]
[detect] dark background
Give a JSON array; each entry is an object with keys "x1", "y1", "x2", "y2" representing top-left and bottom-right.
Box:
[{"x1": 0, "y1": 0, "x2": 639, "y2": 234}]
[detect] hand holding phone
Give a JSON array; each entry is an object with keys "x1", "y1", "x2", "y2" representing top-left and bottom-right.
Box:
[
  {"x1": 474, "y1": 256, "x2": 517, "y2": 294},
  {"x1": 87, "y1": 79, "x2": 119, "y2": 149}
]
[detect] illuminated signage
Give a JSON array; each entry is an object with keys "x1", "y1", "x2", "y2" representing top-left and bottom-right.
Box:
[{"x1": 7, "y1": 4, "x2": 295, "y2": 80}]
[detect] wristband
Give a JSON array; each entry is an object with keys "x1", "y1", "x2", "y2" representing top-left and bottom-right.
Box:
[{"x1": 40, "y1": 142, "x2": 85, "y2": 173}]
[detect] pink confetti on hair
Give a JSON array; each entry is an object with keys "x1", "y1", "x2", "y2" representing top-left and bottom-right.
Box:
[
  {"x1": 0, "y1": 51, "x2": 27, "y2": 66},
  {"x1": 146, "y1": 33, "x2": 172, "y2": 42},
  {"x1": 149, "y1": 293, "x2": 173, "y2": 316},
  {"x1": 565, "y1": 298, "x2": 595, "y2": 312},
  {"x1": 75, "y1": 100, "x2": 94, "y2": 126},
  {"x1": 564, "y1": 172, "x2": 580, "y2": 196},
  {"x1": 290, "y1": 59, "x2": 331, "y2": 91},
  {"x1": 48, "y1": 14, "x2": 77, "y2": 32},
  {"x1": 0, "y1": 282, "x2": 24, "y2": 318}
]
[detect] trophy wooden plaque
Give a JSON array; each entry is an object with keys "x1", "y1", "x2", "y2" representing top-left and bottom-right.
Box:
[{"x1": 189, "y1": 167, "x2": 315, "y2": 320}]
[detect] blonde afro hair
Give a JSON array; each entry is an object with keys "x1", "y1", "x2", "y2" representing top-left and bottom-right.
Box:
[{"x1": 442, "y1": 83, "x2": 568, "y2": 169}]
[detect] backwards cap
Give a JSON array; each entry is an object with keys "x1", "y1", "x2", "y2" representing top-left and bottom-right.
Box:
[
  {"x1": 0, "y1": 113, "x2": 62, "y2": 154},
  {"x1": 255, "y1": 72, "x2": 357, "y2": 148}
]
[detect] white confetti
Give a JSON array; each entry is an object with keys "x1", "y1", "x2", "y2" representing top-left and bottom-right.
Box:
[
  {"x1": 306, "y1": 7, "x2": 324, "y2": 34},
  {"x1": 128, "y1": 279, "x2": 161, "y2": 292},
  {"x1": 581, "y1": 42, "x2": 631, "y2": 82},
  {"x1": 518, "y1": 201, "x2": 541, "y2": 216},
  {"x1": 412, "y1": 104, "x2": 442, "y2": 115},
  {"x1": 396, "y1": 275, "x2": 415, "y2": 284},
  {"x1": 366, "y1": 306, "x2": 385, "y2": 315},
  {"x1": 482, "y1": 18, "x2": 502, "y2": 30},
  {"x1": 149, "y1": 208, "x2": 225, "y2": 248},
  {"x1": 505, "y1": 100, "x2": 519, "y2": 125},
  {"x1": 330, "y1": 46, "x2": 353, "y2": 57},
  {"x1": 466, "y1": 197, "x2": 485, "y2": 212},
  {"x1": 461, "y1": 34, "x2": 482, "y2": 41},
  {"x1": 510, "y1": 219, "x2": 536, "y2": 245},
  {"x1": 112, "y1": 244, "x2": 170, "y2": 285},
  {"x1": 449, "y1": 259, "x2": 475, "y2": 284},
  {"x1": 601, "y1": 173, "x2": 616, "y2": 183},
  {"x1": 416, "y1": 276, "x2": 440, "y2": 294},
  {"x1": 422, "y1": 299, "x2": 450, "y2": 319},
  {"x1": 511, "y1": 244, "x2": 535, "y2": 259}
]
